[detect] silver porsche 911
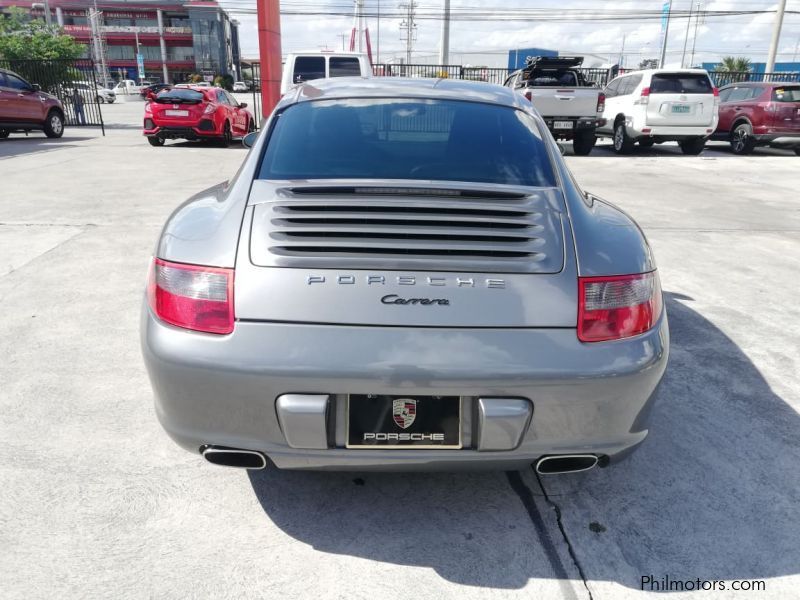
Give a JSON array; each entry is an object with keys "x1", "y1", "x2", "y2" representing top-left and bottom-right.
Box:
[{"x1": 141, "y1": 77, "x2": 668, "y2": 473}]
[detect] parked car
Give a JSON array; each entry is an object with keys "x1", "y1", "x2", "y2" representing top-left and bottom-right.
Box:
[
  {"x1": 140, "y1": 83, "x2": 172, "y2": 99},
  {"x1": 70, "y1": 80, "x2": 115, "y2": 104},
  {"x1": 504, "y1": 56, "x2": 606, "y2": 155},
  {"x1": 596, "y1": 69, "x2": 719, "y2": 154},
  {"x1": 0, "y1": 68, "x2": 65, "y2": 139},
  {"x1": 143, "y1": 86, "x2": 254, "y2": 146},
  {"x1": 713, "y1": 82, "x2": 800, "y2": 155},
  {"x1": 233, "y1": 81, "x2": 248, "y2": 92},
  {"x1": 280, "y1": 51, "x2": 372, "y2": 95},
  {"x1": 112, "y1": 79, "x2": 141, "y2": 95},
  {"x1": 141, "y1": 77, "x2": 669, "y2": 473}
]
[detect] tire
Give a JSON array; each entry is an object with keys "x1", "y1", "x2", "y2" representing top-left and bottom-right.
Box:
[
  {"x1": 43, "y1": 110, "x2": 64, "y2": 138},
  {"x1": 108, "y1": 98, "x2": 115, "y2": 104},
  {"x1": 0, "y1": 129, "x2": 10, "y2": 139},
  {"x1": 218, "y1": 122, "x2": 232, "y2": 147},
  {"x1": 730, "y1": 123, "x2": 756, "y2": 155},
  {"x1": 97, "y1": 96, "x2": 105, "y2": 104},
  {"x1": 612, "y1": 121, "x2": 635, "y2": 154},
  {"x1": 572, "y1": 131, "x2": 596, "y2": 156},
  {"x1": 247, "y1": 118, "x2": 256, "y2": 133},
  {"x1": 795, "y1": 149, "x2": 800, "y2": 156},
  {"x1": 639, "y1": 139, "x2": 655, "y2": 148},
  {"x1": 147, "y1": 136, "x2": 165, "y2": 147},
  {"x1": 679, "y1": 137, "x2": 706, "y2": 155}
]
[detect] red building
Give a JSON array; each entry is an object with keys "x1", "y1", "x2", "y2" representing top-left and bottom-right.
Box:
[{"x1": 0, "y1": 0, "x2": 241, "y2": 84}]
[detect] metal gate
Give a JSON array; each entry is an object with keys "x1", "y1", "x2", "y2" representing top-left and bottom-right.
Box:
[{"x1": 0, "y1": 58, "x2": 105, "y2": 134}]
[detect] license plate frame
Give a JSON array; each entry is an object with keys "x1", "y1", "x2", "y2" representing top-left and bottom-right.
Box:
[
  {"x1": 165, "y1": 109, "x2": 189, "y2": 117},
  {"x1": 553, "y1": 120, "x2": 573, "y2": 130},
  {"x1": 346, "y1": 394, "x2": 462, "y2": 449},
  {"x1": 671, "y1": 104, "x2": 691, "y2": 114}
]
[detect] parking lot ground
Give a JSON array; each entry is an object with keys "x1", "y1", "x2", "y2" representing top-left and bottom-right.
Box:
[{"x1": 1, "y1": 100, "x2": 799, "y2": 599}]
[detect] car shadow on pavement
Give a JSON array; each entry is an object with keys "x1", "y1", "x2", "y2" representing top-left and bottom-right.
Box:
[
  {"x1": 0, "y1": 136, "x2": 95, "y2": 159},
  {"x1": 248, "y1": 292, "x2": 800, "y2": 590}
]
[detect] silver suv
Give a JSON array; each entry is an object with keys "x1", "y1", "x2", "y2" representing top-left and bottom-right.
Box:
[{"x1": 141, "y1": 78, "x2": 669, "y2": 474}]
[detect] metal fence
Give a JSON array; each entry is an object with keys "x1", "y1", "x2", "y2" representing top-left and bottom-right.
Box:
[
  {"x1": 708, "y1": 70, "x2": 800, "y2": 87},
  {"x1": 0, "y1": 58, "x2": 105, "y2": 133}
]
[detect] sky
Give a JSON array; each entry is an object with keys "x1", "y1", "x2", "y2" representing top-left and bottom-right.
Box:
[{"x1": 219, "y1": 0, "x2": 800, "y2": 68}]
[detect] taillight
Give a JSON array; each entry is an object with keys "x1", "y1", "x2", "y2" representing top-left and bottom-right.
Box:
[
  {"x1": 713, "y1": 87, "x2": 720, "y2": 105},
  {"x1": 147, "y1": 258, "x2": 234, "y2": 335},
  {"x1": 596, "y1": 92, "x2": 605, "y2": 114},
  {"x1": 524, "y1": 90, "x2": 532, "y2": 102},
  {"x1": 203, "y1": 103, "x2": 217, "y2": 115},
  {"x1": 578, "y1": 272, "x2": 662, "y2": 343},
  {"x1": 634, "y1": 87, "x2": 650, "y2": 105}
]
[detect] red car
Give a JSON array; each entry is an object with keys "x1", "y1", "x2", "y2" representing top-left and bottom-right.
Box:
[
  {"x1": 713, "y1": 81, "x2": 800, "y2": 155},
  {"x1": 0, "y1": 68, "x2": 65, "y2": 139},
  {"x1": 143, "y1": 86, "x2": 254, "y2": 147}
]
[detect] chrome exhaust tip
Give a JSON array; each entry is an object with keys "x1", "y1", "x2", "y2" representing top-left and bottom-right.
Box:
[
  {"x1": 535, "y1": 454, "x2": 599, "y2": 475},
  {"x1": 201, "y1": 446, "x2": 267, "y2": 470}
]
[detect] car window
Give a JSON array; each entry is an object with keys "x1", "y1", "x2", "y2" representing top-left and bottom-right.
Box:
[
  {"x1": 0, "y1": 72, "x2": 5, "y2": 87},
  {"x1": 616, "y1": 77, "x2": 633, "y2": 96},
  {"x1": 329, "y1": 57, "x2": 361, "y2": 78},
  {"x1": 4, "y1": 73, "x2": 31, "y2": 91},
  {"x1": 772, "y1": 86, "x2": 800, "y2": 102},
  {"x1": 215, "y1": 90, "x2": 230, "y2": 105},
  {"x1": 718, "y1": 87, "x2": 733, "y2": 102},
  {"x1": 155, "y1": 88, "x2": 204, "y2": 103},
  {"x1": 259, "y1": 98, "x2": 556, "y2": 187},
  {"x1": 726, "y1": 87, "x2": 753, "y2": 102},
  {"x1": 604, "y1": 78, "x2": 622, "y2": 97},
  {"x1": 293, "y1": 56, "x2": 326, "y2": 84},
  {"x1": 650, "y1": 73, "x2": 713, "y2": 94},
  {"x1": 224, "y1": 91, "x2": 239, "y2": 106},
  {"x1": 619, "y1": 74, "x2": 642, "y2": 96}
]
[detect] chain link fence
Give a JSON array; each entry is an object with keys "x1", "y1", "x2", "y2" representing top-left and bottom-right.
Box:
[{"x1": 0, "y1": 58, "x2": 105, "y2": 134}]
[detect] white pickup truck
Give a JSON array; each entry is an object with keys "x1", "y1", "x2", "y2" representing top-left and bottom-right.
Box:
[{"x1": 504, "y1": 56, "x2": 606, "y2": 155}]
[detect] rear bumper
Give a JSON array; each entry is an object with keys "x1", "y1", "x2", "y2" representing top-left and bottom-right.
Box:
[
  {"x1": 543, "y1": 116, "x2": 605, "y2": 138},
  {"x1": 141, "y1": 305, "x2": 670, "y2": 471},
  {"x1": 143, "y1": 120, "x2": 220, "y2": 139}
]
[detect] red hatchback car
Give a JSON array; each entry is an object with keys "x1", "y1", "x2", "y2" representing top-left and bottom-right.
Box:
[
  {"x1": 143, "y1": 86, "x2": 254, "y2": 147},
  {"x1": 713, "y1": 82, "x2": 800, "y2": 155}
]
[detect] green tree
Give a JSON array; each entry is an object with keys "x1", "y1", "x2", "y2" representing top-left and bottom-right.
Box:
[
  {"x1": 717, "y1": 56, "x2": 752, "y2": 73},
  {"x1": 0, "y1": 7, "x2": 83, "y2": 60}
]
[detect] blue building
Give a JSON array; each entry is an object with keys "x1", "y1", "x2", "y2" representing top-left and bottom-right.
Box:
[
  {"x1": 702, "y1": 61, "x2": 800, "y2": 74},
  {"x1": 508, "y1": 48, "x2": 558, "y2": 71}
]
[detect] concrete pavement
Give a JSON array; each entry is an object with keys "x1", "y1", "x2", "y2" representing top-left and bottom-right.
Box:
[{"x1": 1, "y1": 100, "x2": 798, "y2": 599}]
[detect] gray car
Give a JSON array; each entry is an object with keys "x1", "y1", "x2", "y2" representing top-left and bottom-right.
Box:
[{"x1": 141, "y1": 77, "x2": 669, "y2": 474}]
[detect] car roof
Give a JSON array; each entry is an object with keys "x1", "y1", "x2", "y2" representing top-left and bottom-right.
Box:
[{"x1": 285, "y1": 77, "x2": 528, "y2": 109}]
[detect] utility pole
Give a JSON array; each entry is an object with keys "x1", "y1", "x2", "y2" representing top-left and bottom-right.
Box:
[
  {"x1": 681, "y1": 1, "x2": 694, "y2": 68},
  {"x1": 43, "y1": 0, "x2": 52, "y2": 26},
  {"x1": 659, "y1": 0, "x2": 673, "y2": 68},
  {"x1": 376, "y1": 0, "x2": 381, "y2": 63},
  {"x1": 438, "y1": 0, "x2": 450, "y2": 65},
  {"x1": 793, "y1": 36, "x2": 799, "y2": 64},
  {"x1": 618, "y1": 34, "x2": 626, "y2": 69},
  {"x1": 690, "y1": 1, "x2": 702, "y2": 68},
  {"x1": 399, "y1": 1, "x2": 417, "y2": 66},
  {"x1": 765, "y1": 0, "x2": 787, "y2": 74}
]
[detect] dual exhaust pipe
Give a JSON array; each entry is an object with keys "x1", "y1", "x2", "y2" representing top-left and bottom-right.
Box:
[
  {"x1": 201, "y1": 447, "x2": 602, "y2": 474},
  {"x1": 535, "y1": 454, "x2": 601, "y2": 475},
  {"x1": 202, "y1": 446, "x2": 267, "y2": 470}
]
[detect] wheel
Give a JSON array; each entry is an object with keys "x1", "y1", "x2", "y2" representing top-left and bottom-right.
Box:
[
  {"x1": 679, "y1": 137, "x2": 706, "y2": 155},
  {"x1": 43, "y1": 110, "x2": 64, "y2": 138},
  {"x1": 247, "y1": 118, "x2": 256, "y2": 133},
  {"x1": 795, "y1": 149, "x2": 800, "y2": 156},
  {"x1": 147, "y1": 136, "x2": 165, "y2": 147},
  {"x1": 639, "y1": 139, "x2": 655, "y2": 148},
  {"x1": 612, "y1": 121, "x2": 635, "y2": 154},
  {"x1": 0, "y1": 129, "x2": 10, "y2": 139},
  {"x1": 108, "y1": 98, "x2": 115, "y2": 104},
  {"x1": 572, "y1": 131, "x2": 596, "y2": 156},
  {"x1": 97, "y1": 95, "x2": 105, "y2": 104},
  {"x1": 730, "y1": 123, "x2": 756, "y2": 155},
  {"x1": 218, "y1": 122, "x2": 232, "y2": 147}
]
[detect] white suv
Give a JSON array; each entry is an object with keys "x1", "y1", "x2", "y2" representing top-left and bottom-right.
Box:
[{"x1": 596, "y1": 69, "x2": 719, "y2": 154}]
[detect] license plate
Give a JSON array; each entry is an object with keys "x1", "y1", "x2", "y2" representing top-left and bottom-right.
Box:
[
  {"x1": 671, "y1": 104, "x2": 691, "y2": 114},
  {"x1": 553, "y1": 121, "x2": 573, "y2": 129},
  {"x1": 346, "y1": 394, "x2": 462, "y2": 449},
  {"x1": 165, "y1": 109, "x2": 189, "y2": 116}
]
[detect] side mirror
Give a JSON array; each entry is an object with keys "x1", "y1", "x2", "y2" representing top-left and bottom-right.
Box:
[
  {"x1": 242, "y1": 131, "x2": 258, "y2": 148},
  {"x1": 239, "y1": 102, "x2": 248, "y2": 108},
  {"x1": 32, "y1": 83, "x2": 41, "y2": 92}
]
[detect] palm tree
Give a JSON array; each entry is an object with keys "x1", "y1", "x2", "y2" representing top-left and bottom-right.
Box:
[{"x1": 717, "y1": 56, "x2": 752, "y2": 73}]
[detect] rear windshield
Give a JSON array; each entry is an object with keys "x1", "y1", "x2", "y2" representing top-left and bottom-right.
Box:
[
  {"x1": 650, "y1": 73, "x2": 713, "y2": 94},
  {"x1": 772, "y1": 87, "x2": 800, "y2": 102},
  {"x1": 526, "y1": 71, "x2": 578, "y2": 87},
  {"x1": 155, "y1": 88, "x2": 204, "y2": 103},
  {"x1": 258, "y1": 98, "x2": 556, "y2": 187}
]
